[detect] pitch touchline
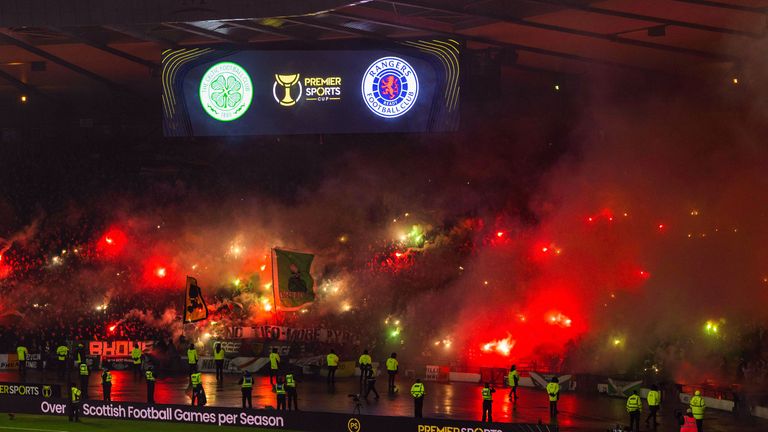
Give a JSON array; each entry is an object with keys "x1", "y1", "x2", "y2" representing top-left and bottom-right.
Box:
[{"x1": 0, "y1": 427, "x2": 69, "y2": 432}]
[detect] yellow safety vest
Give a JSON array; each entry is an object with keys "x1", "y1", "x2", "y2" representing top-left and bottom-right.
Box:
[
  {"x1": 690, "y1": 395, "x2": 706, "y2": 419},
  {"x1": 131, "y1": 348, "x2": 142, "y2": 364},
  {"x1": 214, "y1": 347, "x2": 225, "y2": 360},
  {"x1": 482, "y1": 387, "x2": 493, "y2": 400},
  {"x1": 327, "y1": 353, "x2": 339, "y2": 367},
  {"x1": 546, "y1": 382, "x2": 560, "y2": 401},
  {"x1": 269, "y1": 353, "x2": 280, "y2": 369},
  {"x1": 286, "y1": 374, "x2": 296, "y2": 388},
  {"x1": 71, "y1": 387, "x2": 81, "y2": 402},
  {"x1": 102, "y1": 371, "x2": 112, "y2": 384},
  {"x1": 187, "y1": 349, "x2": 197, "y2": 364},
  {"x1": 16, "y1": 346, "x2": 27, "y2": 361},
  {"x1": 79, "y1": 363, "x2": 89, "y2": 376},
  {"x1": 146, "y1": 371, "x2": 155, "y2": 381},
  {"x1": 56, "y1": 346, "x2": 68, "y2": 361},
  {"x1": 508, "y1": 370, "x2": 519, "y2": 386},
  {"x1": 411, "y1": 382, "x2": 425, "y2": 398},
  {"x1": 241, "y1": 376, "x2": 253, "y2": 388},
  {"x1": 647, "y1": 390, "x2": 661, "y2": 406},
  {"x1": 358, "y1": 354, "x2": 371, "y2": 365},
  {"x1": 386, "y1": 358, "x2": 398, "y2": 371},
  {"x1": 626, "y1": 394, "x2": 642, "y2": 412},
  {"x1": 276, "y1": 383, "x2": 286, "y2": 395},
  {"x1": 191, "y1": 373, "x2": 202, "y2": 386}
]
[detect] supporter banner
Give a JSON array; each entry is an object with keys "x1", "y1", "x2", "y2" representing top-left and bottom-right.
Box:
[
  {"x1": 0, "y1": 382, "x2": 61, "y2": 398},
  {"x1": 273, "y1": 248, "x2": 315, "y2": 311},
  {"x1": 89, "y1": 341, "x2": 153, "y2": 357},
  {"x1": 0, "y1": 396, "x2": 554, "y2": 432},
  {"x1": 0, "y1": 353, "x2": 44, "y2": 370},
  {"x1": 184, "y1": 276, "x2": 208, "y2": 323},
  {"x1": 222, "y1": 325, "x2": 352, "y2": 343}
]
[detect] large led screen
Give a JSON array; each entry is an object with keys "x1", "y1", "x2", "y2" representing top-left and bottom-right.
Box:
[{"x1": 162, "y1": 40, "x2": 460, "y2": 136}]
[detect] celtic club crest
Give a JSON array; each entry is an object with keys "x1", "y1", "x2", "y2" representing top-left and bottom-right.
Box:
[{"x1": 199, "y1": 62, "x2": 253, "y2": 122}]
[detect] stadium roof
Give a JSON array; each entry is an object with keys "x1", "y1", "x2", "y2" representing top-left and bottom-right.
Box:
[{"x1": 0, "y1": 0, "x2": 764, "y2": 98}]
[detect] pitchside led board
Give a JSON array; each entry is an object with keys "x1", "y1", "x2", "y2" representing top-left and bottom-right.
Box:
[{"x1": 162, "y1": 40, "x2": 460, "y2": 136}]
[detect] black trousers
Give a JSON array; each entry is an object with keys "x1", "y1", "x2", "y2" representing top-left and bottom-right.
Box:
[
  {"x1": 58, "y1": 359, "x2": 67, "y2": 378},
  {"x1": 191, "y1": 386, "x2": 202, "y2": 406},
  {"x1": 482, "y1": 400, "x2": 492, "y2": 422},
  {"x1": 646, "y1": 405, "x2": 659, "y2": 426},
  {"x1": 68, "y1": 402, "x2": 80, "y2": 421},
  {"x1": 188, "y1": 363, "x2": 198, "y2": 374},
  {"x1": 215, "y1": 360, "x2": 224, "y2": 382},
  {"x1": 414, "y1": 396, "x2": 424, "y2": 418},
  {"x1": 146, "y1": 382, "x2": 155, "y2": 404},
  {"x1": 549, "y1": 400, "x2": 558, "y2": 417},
  {"x1": 696, "y1": 419, "x2": 703, "y2": 432},
  {"x1": 276, "y1": 394, "x2": 286, "y2": 410},
  {"x1": 327, "y1": 366, "x2": 337, "y2": 384},
  {"x1": 387, "y1": 371, "x2": 396, "y2": 393},
  {"x1": 79, "y1": 375, "x2": 89, "y2": 399},
  {"x1": 629, "y1": 411, "x2": 640, "y2": 432},
  {"x1": 102, "y1": 384, "x2": 111, "y2": 401},
  {"x1": 509, "y1": 385, "x2": 518, "y2": 399},
  {"x1": 287, "y1": 387, "x2": 298, "y2": 411},
  {"x1": 359, "y1": 367, "x2": 369, "y2": 388},
  {"x1": 241, "y1": 388, "x2": 252, "y2": 409},
  {"x1": 133, "y1": 363, "x2": 142, "y2": 379},
  {"x1": 269, "y1": 368, "x2": 278, "y2": 385},
  {"x1": 365, "y1": 380, "x2": 379, "y2": 399},
  {"x1": 18, "y1": 361, "x2": 26, "y2": 379}
]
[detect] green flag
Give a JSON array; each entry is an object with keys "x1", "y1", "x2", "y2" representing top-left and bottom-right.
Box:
[{"x1": 273, "y1": 248, "x2": 315, "y2": 310}]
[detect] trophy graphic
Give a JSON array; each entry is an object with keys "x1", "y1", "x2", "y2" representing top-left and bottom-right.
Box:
[{"x1": 274, "y1": 73, "x2": 301, "y2": 106}]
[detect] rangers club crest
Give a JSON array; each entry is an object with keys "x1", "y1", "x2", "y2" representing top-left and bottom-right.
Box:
[{"x1": 361, "y1": 56, "x2": 419, "y2": 118}]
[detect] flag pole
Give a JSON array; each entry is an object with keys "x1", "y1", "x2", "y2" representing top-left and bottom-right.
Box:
[{"x1": 270, "y1": 247, "x2": 278, "y2": 325}]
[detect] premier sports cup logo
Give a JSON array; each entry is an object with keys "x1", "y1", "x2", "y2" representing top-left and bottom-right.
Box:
[
  {"x1": 361, "y1": 56, "x2": 418, "y2": 118},
  {"x1": 199, "y1": 62, "x2": 253, "y2": 122}
]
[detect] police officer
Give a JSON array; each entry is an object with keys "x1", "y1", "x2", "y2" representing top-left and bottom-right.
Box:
[
  {"x1": 410, "y1": 378, "x2": 425, "y2": 418},
  {"x1": 78, "y1": 360, "x2": 89, "y2": 399},
  {"x1": 190, "y1": 371, "x2": 203, "y2": 406},
  {"x1": 56, "y1": 343, "x2": 69, "y2": 379},
  {"x1": 690, "y1": 390, "x2": 706, "y2": 431},
  {"x1": 213, "y1": 342, "x2": 225, "y2": 383},
  {"x1": 326, "y1": 349, "x2": 339, "y2": 385},
  {"x1": 101, "y1": 367, "x2": 112, "y2": 401},
  {"x1": 145, "y1": 366, "x2": 156, "y2": 404},
  {"x1": 131, "y1": 343, "x2": 143, "y2": 380},
  {"x1": 74, "y1": 343, "x2": 85, "y2": 370},
  {"x1": 546, "y1": 377, "x2": 560, "y2": 418},
  {"x1": 364, "y1": 366, "x2": 379, "y2": 400},
  {"x1": 269, "y1": 348, "x2": 280, "y2": 387},
  {"x1": 646, "y1": 384, "x2": 661, "y2": 429},
  {"x1": 626, "y1": 389, "x2": 642, "y2": 432},
  {"x1": 187, "y1": 344, "x2": 198, "y2": 374},
  {"x1": 16, "y1": 341, "x2": 28, "y2": 380},
  {"x1": 358, "y1": 349, "x2": 372, "y2": 390},
  {"x1": 238, "y1": 370, "x2": 253, "y2": 409},
  {"x1": 481, "y1": 382, "x2": 495, "y2": 422},
  {"x1": 508, "y1": 365, "x2": 520, "y2": 400},
  {"x1": 275, "y1": 376, "x2": 287, "y2": 410},
  {"x1": 285, "y1": 372, "x2": 298, "y2": 411},
  {"x1": 386, "y1": 352, "x2": 399, "y2": 394},
  {"x1": 68, "y1": 383, "x2": 81, "y2": 422}
]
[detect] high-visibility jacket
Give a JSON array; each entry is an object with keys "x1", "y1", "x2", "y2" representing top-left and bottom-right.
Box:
[
  {"x1": 191, "y1": 372, "x2": 202, "y2": 386},
  {"x1": 131, "y1": 348, "x2": 142, "y2": 365},
  {"x1": 269, "y1": 352, "x2": 280, "y2": 369},
  {"x1": 241, "y1": 376, "x2": 253, "y2": 388},
  {"x1": 276, "y1": 383, "x2": 286, "y2": 395},
  {"x1": 690, "y1": 395, "x2": 705, "y2": 420},
  {"x1": 146, "y1": 370, "x2": 155, "y2": 381},
  {"x1": 386, "y1": 358, "x2": 398, "y2": 371},
  {"x1": 482, "y1": 387, "x2": 493, "y2": 401},
  {"x1": 327, "y1": 353, "x2": 339, "y2": 367},
  {"x1": 411, "y1": 382, "x2": 425, "y2": 398},
  {"x1": 508, "y1": 370, "x2": 519, "y2": 387},
  {"x1": 75, "y1": 349, "x2": 83, "y2": 365},
  {"x1": 546, "y1": 382, "x2": 560, "y2": 402},
  {"x1": 214, "y1": 347, "x2": 225, "y2": 360},
  {"x1": 71, "y1": 387, "x2": 81, "y2": 403},
  {"x1": 187, "y1": 349, "x2": 198, "y2": 364},
  {"x1": 626, "y1": 394, "x2": 642, "y2": 412},
  {"x1": 680, "y1": 415, "x2": 697, "y2": 431},
  {"x1": 16, "y1": 346, "x2": 28, "y2": 361},
  {"x1": 56, "y1": 346, "x2": 69, "y2": 361},
  {"x1": 285, "y1": 374, "x2": 296, "y2": 388},
  {"x1": 79, "y1": 363, "x2": 89, "y2": 376},
  {"x1": 647, "y1": 390, "x2": 661, "y2": 406},
  {"x1": 358, "y1": 354, "x2": 372, "y2": 366},
  {"x1": 101, "y1": 371, "x2": 112, "y2": 384}
]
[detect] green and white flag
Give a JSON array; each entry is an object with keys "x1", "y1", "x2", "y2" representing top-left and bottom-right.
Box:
[{"x1": 272, "y1": 248, "x2": 315, "y2": 310}]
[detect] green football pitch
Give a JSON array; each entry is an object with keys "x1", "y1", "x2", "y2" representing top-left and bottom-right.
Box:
[{"x1": 0, "y1": 415, "x2": 298, "y2": 432}]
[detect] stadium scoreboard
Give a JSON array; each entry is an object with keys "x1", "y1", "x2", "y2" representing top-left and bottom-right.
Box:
[{"x1": 162, "y1": 41, "x2": 460, "y2": 136}]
